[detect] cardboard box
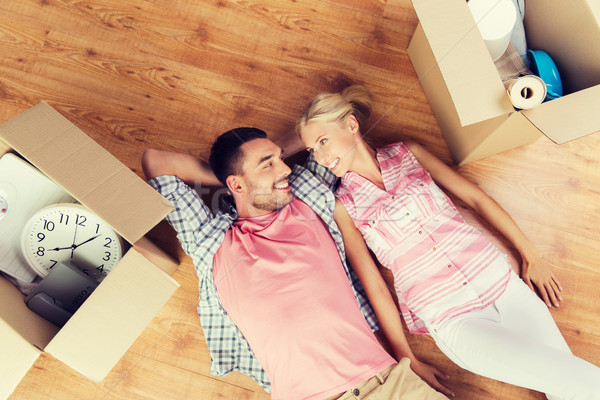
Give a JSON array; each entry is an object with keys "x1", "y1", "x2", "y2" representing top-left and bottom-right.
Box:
[
  {"x1": 0, "y1": 103, "x2": 179, "y2": 399},
  {"x1": 408, "y1": 0, "x2": 600, "y2": 165}
]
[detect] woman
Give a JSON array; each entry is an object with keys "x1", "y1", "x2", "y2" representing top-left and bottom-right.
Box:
[{"x1": 296, "y1": 85, "x2": 600, "y2": 399}]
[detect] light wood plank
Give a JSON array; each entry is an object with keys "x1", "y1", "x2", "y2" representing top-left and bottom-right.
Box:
[{"x1": 2, "y1": 0, "x2": 599, "y2": 399}]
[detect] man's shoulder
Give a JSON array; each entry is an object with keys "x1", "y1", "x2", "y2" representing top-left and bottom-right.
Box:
[
  {"x1": 291, "y1": 157, "x2": 338, "y2": 190},
  {"x1": 290, "y1": 164, "x2": 327, "y2": 195}
]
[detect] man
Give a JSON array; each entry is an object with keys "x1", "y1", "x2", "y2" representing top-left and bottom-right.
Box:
[{"x1": 142, "y1": 127, "x2": 448, "y2": 400}]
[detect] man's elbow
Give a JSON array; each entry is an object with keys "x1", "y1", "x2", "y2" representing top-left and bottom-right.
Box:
[{"x1": 142, "y1": 148, "x2": 162, "y2": 180}]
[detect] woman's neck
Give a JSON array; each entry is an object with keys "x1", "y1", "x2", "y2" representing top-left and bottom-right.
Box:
[{"x1": 350, "y1": 141, "x2": 385, "y2": 190}]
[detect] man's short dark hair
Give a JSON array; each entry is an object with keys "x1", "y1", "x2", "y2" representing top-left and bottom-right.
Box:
[{"x1": 209, "y1": 127, "x2": 267, "y2": 186}]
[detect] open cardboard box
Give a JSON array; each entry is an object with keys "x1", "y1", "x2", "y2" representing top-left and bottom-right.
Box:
[
  {"x1": 0, "y1": 103, "x2": 179, "y2": 399},
  {"x1": 407, "y1": 0, "x2": 600, "y2": 165}
]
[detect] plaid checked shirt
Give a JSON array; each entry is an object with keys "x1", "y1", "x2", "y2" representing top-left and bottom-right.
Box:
[{"x1": 148, "y1": 156, "x2": 378, "y2": 393}]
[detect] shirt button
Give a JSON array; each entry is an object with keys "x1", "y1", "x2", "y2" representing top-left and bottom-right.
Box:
[
  {"x1": 448, "y1": 264, "x2": 452, "y2": 268},
  {"x1": 433, "y1": 247, "x2": 436, "y2": 251},
  {"x1": 353, "y1": 388, "x2": 360, "y2": 396},
  {"x1": 418, "y1": 230, "x2": 423, "y2": 235},
  {"x1": 406, "y1": 212, "x2": 410, "y2": 216},
  {"x1": 463, "y1": 282, "x2": 467, "y2": 286}
]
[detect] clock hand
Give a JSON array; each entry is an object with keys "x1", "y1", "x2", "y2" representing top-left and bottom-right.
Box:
[
  {"x1": 51, "y1": 235, "x2": 101, "y2": 259},
  {"x1": 73, "y1": 234, "x2": 101, "y2": 249},
  {"x1": 46, "y1": 234, "x2": 101, "y2": 252},
  {"x1": 71, "y1": 223, "x2": 79, "y2": 259},
  {"x1": 47, "y1": 245, "x2": 74, "y2": 251}
]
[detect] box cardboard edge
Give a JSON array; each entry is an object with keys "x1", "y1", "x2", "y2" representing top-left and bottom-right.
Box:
[
  {"x1": 0, "y1": 318, "x2": 42, "y2": 400},
  {"x1": 0, "y1": 102, "x2": 174, "y2": 244},
  {"x1": 133, "y1": 236, "x2": 179, "y2": 276},
  {"x1": 0, "y1": 103, "x2": 179, "y2": 387},
  {"x1": 409, "y1": 0, "x2": 514, "y2": 127},
  {"x1": 45, "y1": 249, "x2": 179, "y2": 382},
  {"x1": 522, "y1": 85, "x2": 600, "y2": 144}
]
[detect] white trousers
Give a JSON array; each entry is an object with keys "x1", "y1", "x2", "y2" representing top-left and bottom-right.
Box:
[{"x1": 428, "y1": 271, "x2": 600, "y2": 400}]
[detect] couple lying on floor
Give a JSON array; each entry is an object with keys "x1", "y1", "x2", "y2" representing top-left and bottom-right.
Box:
[{"x1": 142, "y1": 85, "x2": 600, "y2": 400}]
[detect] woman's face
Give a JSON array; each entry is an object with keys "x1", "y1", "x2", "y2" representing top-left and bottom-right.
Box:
[{"x1": 301, "y1": 115, "x2": 360, "y2": 177}]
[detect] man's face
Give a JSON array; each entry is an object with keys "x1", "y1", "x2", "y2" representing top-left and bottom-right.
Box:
[{"x1": 235, "y1": 138, "x2": 293, "y2": 216}]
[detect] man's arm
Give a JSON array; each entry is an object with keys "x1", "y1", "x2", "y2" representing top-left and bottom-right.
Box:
[
  {"x1": 142, "y1": 149, "x2": 223, "y2": 258},
  {"x1": 274, "y1": 128, "x2": 306, "y2": 158},
  {"x1": 142, "y1": 149, "x2": 221, "y2": 187}
]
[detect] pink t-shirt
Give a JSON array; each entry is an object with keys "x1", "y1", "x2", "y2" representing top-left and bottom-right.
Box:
[{"x1": 213, "y1": 198, "x2": 394, "y2": 400}]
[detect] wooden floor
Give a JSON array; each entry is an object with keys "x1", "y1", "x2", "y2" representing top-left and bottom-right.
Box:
[{"x1": 2, "y1": 0, "x2": 600, "y2": 399}]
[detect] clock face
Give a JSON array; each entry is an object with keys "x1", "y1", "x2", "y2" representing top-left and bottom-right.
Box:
[{"x1": 21, "y1": 203, "x2": 123, "y2": 278}]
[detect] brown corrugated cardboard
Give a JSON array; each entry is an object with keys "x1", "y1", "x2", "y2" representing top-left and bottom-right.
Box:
[
  {"x1": 0, "y1": 321, "x2": 40, "y2": 400},
  {"x1": 524, "y1": 0, "x2": 600, "y2": 93},
  {"x1": 45, "y1": 250, "x2": 178, "y2": 382},
  {"x1": 0, "y1": 103, "x2": 179, "y2": 399},
  {"x1": 134, "y1": 236, "x2": 179, "y2": 276},
  {"x1": 0, "y1": 140, "x2": 10, "y2": 158},
  {"x1": 0, "y1": 278, "x2": 59, "y2": 348},
  {"x1": 0, "y1": 278, "x2": 55, "y2": 400},
  {"x1": 523, "y1": 85, "x2": 600, "y2": 144},
  {"x1": 408, "y1": 0, "x2": 600, "y2": 165},
  {"x1": 0, "y1": 103, "x2": 173, "y2": 244}
]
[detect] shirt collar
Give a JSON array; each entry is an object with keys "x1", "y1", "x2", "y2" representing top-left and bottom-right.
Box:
[{"x1": 340, "y1": 146, "x2": 387, "y2": 189}]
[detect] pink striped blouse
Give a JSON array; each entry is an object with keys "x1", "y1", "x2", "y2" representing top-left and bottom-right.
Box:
[{"x1": 336, "y1": 142, "x2": 511, "y2": 334}]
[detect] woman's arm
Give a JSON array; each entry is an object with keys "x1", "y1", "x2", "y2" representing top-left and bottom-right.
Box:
[
  {"x1": 333, "y1": 200, "x2": 453, "y2": 397},
  {"x1": 142, "y1": 149, "x2": 221, "y2": 187},
  {"x1": 405, "y1": 140, "x2": 563, "y2": 308}
]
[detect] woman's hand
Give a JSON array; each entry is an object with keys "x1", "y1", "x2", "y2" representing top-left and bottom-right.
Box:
[
  {"x1": 410, "y1": 358, "x2": 454, "y2": 397},
  {"x1": 406, "y1": 140, "x2": 565, "y2": 309},
  {"x1": 519, "y1": 246, "x2": 563, "y2": 308}
]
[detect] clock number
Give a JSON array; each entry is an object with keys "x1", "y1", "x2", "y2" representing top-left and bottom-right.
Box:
[
  {"x1": 97, "y1": 264, "x2": 105, "y2": 273},
  {"x1": 95, "y1": 224, "x2": 100, "y2": 234},
  {"x1": 43, "y1": 220, "x2": 55, "y2": 231},
  {"x1": 76, "y1": 214, "x2": 87, "y2": 227},
  {"x1": 37, "y1": 247, "x2": 45, "y2": 256},
  {"x1": 103, "y1": 251, "x2": 111, "y2": 261},
  {"x1": 104, "y1": 237, "x2": 112, "y2": 248},
  {"x1": 49, "y1": 259, "x2": 58, "y2": 270},
  {"x1": 37, "y1": 232, "x2": 45, "y2": 242},
  {"x1": 60, "y1": 213, "x2": 69, "y2": 225}
]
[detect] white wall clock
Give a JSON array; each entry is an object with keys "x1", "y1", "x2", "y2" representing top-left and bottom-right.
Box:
[{"x1": 21, "y1": 203, "x2": 123, "y2": 279}]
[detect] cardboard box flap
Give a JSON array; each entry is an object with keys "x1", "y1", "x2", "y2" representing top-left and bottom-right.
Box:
[
  {"x1": 0, "y1": 103, "x2": 173, "y2": 244},
  {"x1": 523, "y1": 85, "x2": 600, "y2": 144},
  {"x1": 134, "y1": 236, "x2": 179, "y2": 276},
  {"x1": 0, "y1": 138, "x2": 11, "y2": 158},
  {"x1": 0, "y1": 278, "x2": 45, "y2": 400},
  {"x1": 411, "y1": 0, "x2": 514, "y2": 127},
  {"x1": 0, "y1": 321, "x2": 41, "y2": 400},
  {"x1": 0, "y1": 277, "x2": 60, "y2": 349},
  {"x1": 524, "y1": 0, "x2": 600, "y2": 93},
  {"x1": 45, "y1": 249, "x2": 179, "y2": 382}
]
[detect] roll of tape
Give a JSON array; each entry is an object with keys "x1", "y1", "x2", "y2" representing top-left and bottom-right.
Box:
[{"x1": 504, "y1": 75, "x2": 547, "y2": 109}]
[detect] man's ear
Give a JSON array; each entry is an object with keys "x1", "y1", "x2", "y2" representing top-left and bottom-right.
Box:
[{"x1": 226, "y1": 175, "x2": 244, "y2": 194}]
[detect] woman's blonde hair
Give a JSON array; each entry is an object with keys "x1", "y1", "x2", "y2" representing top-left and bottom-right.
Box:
[{"x1": 296, "y1": 85, "x2": 372, "y2": 134}]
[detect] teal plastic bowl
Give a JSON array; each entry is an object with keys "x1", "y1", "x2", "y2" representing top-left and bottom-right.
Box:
[{"x1": 527, "y1": 50, "x2": 563, "y2": 100}]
